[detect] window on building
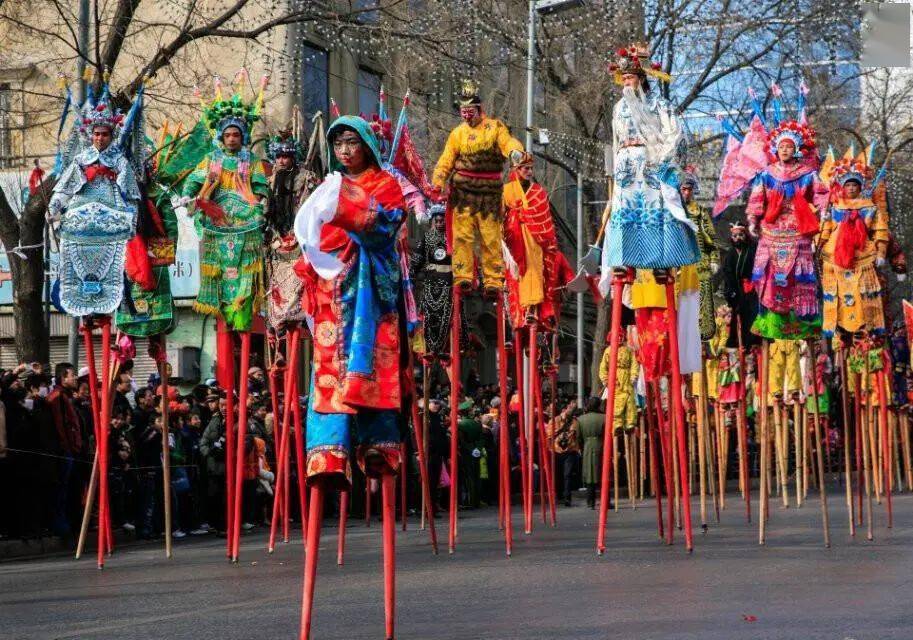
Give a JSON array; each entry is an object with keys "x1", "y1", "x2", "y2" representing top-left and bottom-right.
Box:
[
  {"x1": 0, "y1": 84, "x2": 12, "y2": 170},
  {"x1": 357, "y1": 68, "x2": 382, "y2": 117},
  {"x1": 353, "y1": 0, "x2": 379, "y2": 24},
  {"x1": 300, "y1": 44, "x2": 328, "y2": 125}
]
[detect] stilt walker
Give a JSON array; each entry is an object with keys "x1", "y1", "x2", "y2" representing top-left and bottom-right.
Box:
[
  {"x1": 714, "y1": 83, "x2": 828, "y2": 543},
  {"x1": 598, "y1": 43, "x2": 698, "y2": 552},
  {"x1": 50, "y1": 74, "x2": 146, "y2": 567},
  {"x1": 294, "y1": 116, "x2": 410, "y2": 639},
  {"x1": 432, "y1": 79, "x2": 523, "y2": 551},
  {"x1": 121, "y1": 118, "x2": 206, "y2": 557},
  {"x1": 502, "y1": 149, "x2": 573, "y2": 527},
  {"x1": 182, "y1": 71, "x2": 270, "y2": 562},
  {"x1": 818, "y1": 140, "x2": 893, "y2": 532}
]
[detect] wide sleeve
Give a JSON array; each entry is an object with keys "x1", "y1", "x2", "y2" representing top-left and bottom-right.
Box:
[
  {"x1": 811, "y1": 171, "x2": 830, "y2": 216},
  {"x1": 181, "y1": 159, "x2": 209, "y2": 199},
  {"x1": 250, "y1": 159, "x2": 270, "y2": 200},
  {"x1": 432, "y1": 128, "x2": 460, "y2": 189},
  {"x1": 745, "y1": 177, "x2": 766, "y2": 226},
  {"x1": 333, "y1": 173, "x2": 406, "y2": 243},
  {"x1": 699, "y1": 205, "x2": 719, "y2": 264}
]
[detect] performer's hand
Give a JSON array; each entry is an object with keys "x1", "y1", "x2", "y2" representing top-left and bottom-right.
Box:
[
  {"x1": 748, "y1": 222, "x2": 759, "y2": 239},
  {"x1": 877, "y1": 256, "x2": 887, "y2": 268},
  {"x1": 897, "y1": 273, "x2": 907, "y2": 282},
  {"x1": 710, "y1": 261, "x2": 720, "y2": 275}
]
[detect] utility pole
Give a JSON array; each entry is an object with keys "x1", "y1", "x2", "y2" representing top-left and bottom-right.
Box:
[
  {"x1": 576, "y1": 170, "x2": 584, "y2": 404},
  {"x1": 68, "y1": 0, "x2": 90, "y2": 368}
]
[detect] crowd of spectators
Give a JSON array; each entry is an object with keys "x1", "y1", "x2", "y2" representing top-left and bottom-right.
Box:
[{"x1": 0, "y1": 359, "x2": 586, "y2": 544}]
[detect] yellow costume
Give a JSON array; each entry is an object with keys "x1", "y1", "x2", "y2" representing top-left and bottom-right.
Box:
[
  {"x1": 818, "y1": 146, "x2": 889, "y2": 337},
  {"x1": 691, "y1": 311, "x2": 730, "y2": 399},
  {"x1": 768, "y1": 339, "x2": 802, "y2": 402},
  {"x1": 433, "y1": 83, "x2": 523, "y2": 290},
  {"x1": 599, "y1": 343, "x2": 639, "y2": 433},
  {"x1": 432, "y1": 115, "x2": 522, "y2": 288}
]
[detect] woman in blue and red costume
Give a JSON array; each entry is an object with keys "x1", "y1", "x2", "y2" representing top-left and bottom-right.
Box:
[
  {"x1": 746, "y1": 118, "x2": 829, "y2": 339},
  {"x1": 293, "y1": 116, "x2": 407, "y2": 640}
]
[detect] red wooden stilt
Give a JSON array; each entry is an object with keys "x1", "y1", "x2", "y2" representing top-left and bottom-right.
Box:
[
  {"x1": 548, "y1": 361, "x2": 558, "y2": 526},
  {"x1": 596, "y1": 272, "x2": 624, "y2": 555},
  {"x1": 81, "y1": 321, "x2": 103, "y2": 554},
  {"x1": 645, "y1": 380, "x2": 664, "y2": 540},
  {"x1": 449, "y1": 286, "x2": 462, "y2": 553},
  {"x1": 664, "y1": 276, "x2": 694, "y2": 552},
  {"x1": 337, "y1": 489, "x2": 348, "y2": 565},
  {"x1": 231, "y1": 331, "x2": 252, "y2": 561},
  {"x1": 513, "y1": 328, "x2": 530, "y2": 534},
  {"x1": 877, "y1": 369, "x2": 893, "y2": 528},
  {"x1": 97, "y1": 319, "x2": 112, "y2": 568},
  {"x1": 528, "y1": 323, "x2": 544, "y2": 527},
  {"x1": 299, "y1": 482, "x2": 324, "y2": 640},
  {"x1": 652, "y1": 380, "x2": 675, "y2": 544},
  {"x1": 496, "y1": 298, "x2": 512, "y2": 556},
  {"x1": 217, "y1": 323, "x2": 235, "y2": 556},
  {"x1": 268, "y1": 344, "x2": 288, "y2": 552},
  {"x1": 381, "y1": 472, "x2": 396, "y2": 640},
  {"x1": 290, "y1": 328, "x2": 308, "y2": 539}
]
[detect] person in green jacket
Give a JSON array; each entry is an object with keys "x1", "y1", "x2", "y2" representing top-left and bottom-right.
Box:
[
  {"x1": 576, "y1": 397, "x2": 606, "y2": 509},
  {"x1": 457, "y1": 399, "x2": 484, "y2": 509}
]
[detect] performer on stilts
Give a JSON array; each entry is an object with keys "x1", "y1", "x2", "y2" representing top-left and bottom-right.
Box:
[
  {"x1": 50, "y1": 74, "x2": 145, "y2": 569},
  {"x1": 818, "y1": 144, "x2": 891, "y2": 535},
  {"x1": 432, "y1": 79, "x2": 523, "y2": 551},
  {"x1": 182, "y1": 71, "x2": 270, "y2": 562},
  {"x1": 294, "y1": 115, "x2": 409, "y2": 640},
  {"x1": 503, "y1": 150, "x2": 574, "y2": 529},
  {"x1": 679, "y1": 166, "x2": 725, "y2": 525},
  {"x1": 715, "y1": 83, "x2": 829, "y2": 544},
  {"x1": 598, "y1": 43, "x2": 700, "y2": 554},
  {"x1": 116, "y1": 123, "x2": 184, "y2": 557}
]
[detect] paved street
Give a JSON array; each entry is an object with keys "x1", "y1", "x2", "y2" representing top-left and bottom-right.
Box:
[{"x1": 2, "y1": 492, "x2": 912, "y2": 640}]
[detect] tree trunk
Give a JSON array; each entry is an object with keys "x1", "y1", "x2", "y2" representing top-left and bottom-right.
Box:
[
  {"x1": 10, "y1": 253, "x2": 50, "y2": 365},
  {"x1": 0, "y1": 178, "x2": 54, "y2": 365}
]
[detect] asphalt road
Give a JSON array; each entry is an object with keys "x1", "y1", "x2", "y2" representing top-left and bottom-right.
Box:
[{"x1": 2, "y1": 491, "x2": 912, "y2": 640}]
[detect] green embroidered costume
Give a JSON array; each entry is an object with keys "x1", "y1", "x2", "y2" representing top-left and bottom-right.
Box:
[{"x1": 181, "y1": 73, "x2": 269, "y2": 332}]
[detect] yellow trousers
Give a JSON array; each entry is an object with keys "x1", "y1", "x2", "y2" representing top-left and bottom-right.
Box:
[
  {"x1": 768, "y1": 339, "x2": 801, "y2": 401},
  {"x1": 452, "y1": 206, "x2": 504, "y2": 289}
]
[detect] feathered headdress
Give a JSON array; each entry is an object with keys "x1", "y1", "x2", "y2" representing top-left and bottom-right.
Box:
[
  {"x1": 712, "y1": 82, "x2": 818, "y2": 217},
  {"x1": 199, "y1": 69, "x2": 268, "y2": 144},
  {"x1": 55, "y1": 69, "x2": 145, "y2": 174},
  {"x1": 819, "y1": 141, "x2": 887, "y2": 204},
  {"x1": 608, "y1": 43, "x2": 671, "y2": 85},
  {"x1": 266, "y1": 128, "x2": 304, "y2": 162}
]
